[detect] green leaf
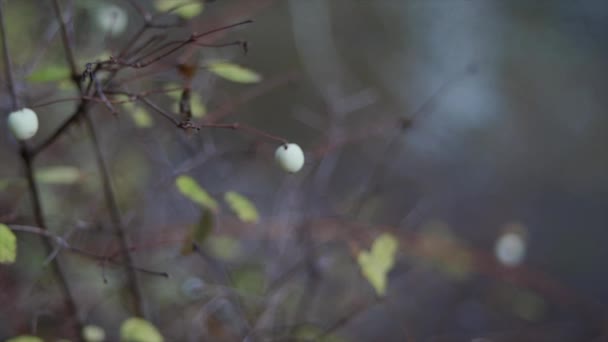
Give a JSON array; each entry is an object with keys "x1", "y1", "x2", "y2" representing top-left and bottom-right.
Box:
[
  {"x1": 170, "y1": 92, "x2": 206, "y2": 118},
  {"x1": 120, "y1": 317, "x2": 163, "y2": 342},
  {"x1": 233, "y1": 266, "x2": 264, "y2": 295},
  {"x1": 190, "y1": 94, "x2": 206, "y2": 118},
  {"x1": 357, "y1": 233, "x2": 398, "y2": 296},
  {"x1": 27, "y1": 65, "x2": 71, "y2": 83},
  {"x1": 0, "y1": 224, "x2": 17, "y2": 264},
  {"x1": 35, "y1": 166, "x2": 81, "y2": 184},
  {"x1": 175, "y1": 175, "x2": 218, "y2": 212},
  {"x1": 293, "y1": 325, "x2": 343, "y2": 342},
  {"x1": 207, "y1": 61, "x2": 262, "y2": 83},
  {"x1": 154, "y1": 0, "x2": 203, "y2": 19},
  {"x1": 131, "y1": 107, "x2": 154, "y2": 128},
  {"x1": 82, "y1": 325, "x2": 106, "y2": 342},
  {"x1": 206, "y1": 235, "x2": 240, "y2": 260},
  {"x1": 223, "y1": 191, "x2": 259, "y2": 223},
  {"x1": 5, "y1": 336, "x2": 43, "y2": 342},
  {"x1": 181, "y1": 209, "x2": 214, "y2": 255}
]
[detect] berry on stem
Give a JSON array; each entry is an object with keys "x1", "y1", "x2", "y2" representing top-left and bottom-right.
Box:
[
  {"x1": 275, "y1": 143, "x2": 305, "y2": 173},
  {"x1": 7, "y1": 108, "x2": 39, "y2": 140}
]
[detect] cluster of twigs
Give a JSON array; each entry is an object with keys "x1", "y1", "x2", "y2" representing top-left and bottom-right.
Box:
[{"x1": 0, "y1": 1, "x2": 293, "y2": 340}]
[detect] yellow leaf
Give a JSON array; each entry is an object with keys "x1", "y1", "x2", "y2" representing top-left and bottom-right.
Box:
[
  {"x1": 5, "y1": 336, "x2": 43, "y2": 342},
  {"x1": 224, "y1": 191, "x2": 259, "y2": 223},
  {"x1": 175, "y1": 175, "x2": 218, "y2": 212},
  {"x1": 0, "y1": 224, "x2": 17, "y2": 264},
  {"x1": 207, "y1": 61, "x2": 262, "y2": 83},
  {"x1": 120, "y1": 317, "x2": 163, "y2": 342},
  {"x1": 154, "y1": 0, "x2": 203, "y2": 19},
  {"x1": 36, "y1": 166, "x2": 82, "y2": 184},
  {"x1": 357, "y1": 233, "x2": 398, "y2": 296}
]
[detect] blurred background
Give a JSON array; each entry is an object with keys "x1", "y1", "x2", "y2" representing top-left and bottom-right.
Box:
[{"x1": 1, "y1": 0, "x2": 608, "y2": 341}]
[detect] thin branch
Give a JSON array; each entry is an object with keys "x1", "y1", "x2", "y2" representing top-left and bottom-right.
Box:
[
  {"x1": 199, "y1": 122, "x2": 289, "y2": 144},
  {"x1": 0, "y1": 0, "x2": 19, "y2": 109},
  {"x1": 82, "y1": 112, "x2": 146, "y2": 317},
  {"x1": 1, "y1": 3, "x2": 84, "y2": 339},
  {"x1": 50, "y1": 0, "x2": 78, "y2": 81},
  {"x1": 8, "y1": 225, "x2": 169, "y2": 279}
]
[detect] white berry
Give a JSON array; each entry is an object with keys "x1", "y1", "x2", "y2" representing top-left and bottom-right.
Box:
[
  {"x1": 275, "y1": 143, "x2": 305, "y2": 173},
  {"x1": 96, "y1": 4, "x2": 128, "y2": 36},
  {"x1": 7, "y1": 108, "x2": 39, "y2": 140}
]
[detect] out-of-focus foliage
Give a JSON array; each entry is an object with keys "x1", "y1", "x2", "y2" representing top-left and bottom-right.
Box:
[
  {"x1": 224, "y1": 191, "x2": 259, "y2": 223},
  {"x1": 153, "y1": 0, "x2": 203, "y2": 19},
  {"x1": 357, "y1": 233, "x2": 398, "y2": 296},
  {"x1": 120, "y1": 317, "x2": 164, "y2": 342},
  {"x1": 175, "y1": 175, "x2": 219, "y2": 212},
  {"x1": 207, "y1": 61, "x2": 262, "y2": 83},
  {"x1": 0, "y1": 224, "x2": 17, "y2": 264}
]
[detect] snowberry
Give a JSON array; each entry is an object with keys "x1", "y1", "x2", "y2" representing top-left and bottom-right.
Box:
[
  {"x1": 275, "y1": 143, "x2": 305, "y2": 173},
  {"x1": 7, "y1": 108, "x2": 39, "y2": 140},
  {"x1": 96, "y1": 4, "x2": 128, "y2": 36}
]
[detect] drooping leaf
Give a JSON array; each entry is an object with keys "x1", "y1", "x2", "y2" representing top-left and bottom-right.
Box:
[
  {"x1": 181, "y1": 209, "x2": 214, "y2": 255},
  {"x1": 35, "y1": 166, "x2": 82, "y2": 184},
  {"x1": 357, "y1": 233, "x2": 398, "y2": 296},
  {"x1": 175, "y1": 175, "x2": 218, "y2": 212},
  {"x1": 82, "y1": 325, "x2": 106, "y2": 342},
  {"x1": 0, "y1": 223, "x2": 17, "y2": 264},
  {"x1": 27, "y1": 65, "x2": 71, "y2": 83},
  {"x1": 207, "y1": 61, "x2": 262, "y2": 83},
  {"x1": 223, "y1": 191, "x2": 259, "y2": 223},
  {"x1": 5, "y1": 336, "x2": 43, "y2": 342},
  {"x1": 154, "y1": 0, "x2": 203, "y2": 19},
  {"x1": 120, "y1": 317, "x2": 163, "y2": 342}
]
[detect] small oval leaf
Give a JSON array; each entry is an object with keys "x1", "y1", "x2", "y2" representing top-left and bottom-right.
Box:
[
  {"x1": 120, "y1": 317, "x2": 163, "y2": 342},
  {"x1": 207, "y1": 61, "x2": 261, "y2": 83},
  {"x1": 0, "y1": 224, "x2": 17, "y2": 264},
  {"x1": 154, "y1": 0, "x2": 203, "y2": 19},
  {"x1": 27, "y1": 65, "x2": 71, "y2": 83},
  {"x1": 175, "y1": 175, "x2": 218, "y2": 212},
  {"x1": 36, "y1": 166, "x2": 82, "y2": 184},
  {"x1": 224, "y1": 191, "x2": 259, "y2": 223},
  {"x1": 5, "y1": 336, "x2": 44, "y2": 342}
]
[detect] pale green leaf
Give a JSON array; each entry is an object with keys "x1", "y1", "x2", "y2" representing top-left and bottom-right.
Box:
[
  {"x1": 175, "y1": 175, "x2": 218, "y2": 211},
  {"x1": 206, "y1": 235, "x2": 240, "y2": 260},
  {"x1": 190, "y1": 94, "x2": 206, "y2": 118},
  {"x1": 207, "y1": 61, "x2": 261, "y2": 83},
  {"x1": 27, "y1": 65, "x2": 71, "y2": 83},
  {"x1": 357, "y1": 233, "x2": 398, "y2": 296},
  {"x1": 0, "y1": 223, "x2": 17, "y2": 264},
  {"x1": 35, "y1": 166, "x2": 81, "y2": 184},
  {"x1": 5, "y1": 336, "x2": 43, "y2": 342},
  {"x1": 170, "y1": 92, "x2": 206, "y2": 118},
  {"x1": 233, "y1": 266, "x2": 264, "y2": 295},
  {"x1": 83, "y1": 325, "x2": 106, "y2": 342},
  {"x1": 224, "y1": 191, "x2": 259, "y2": 223},
  {"x1": 131, "y1": 107, "x2": 154, "y2": 128},
  {"x1": 154, "y1": 0, "x2": 203, "y2": 19},
  {"x1": 120, "y1": 317, "x2": 163, "y2": 342}
]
